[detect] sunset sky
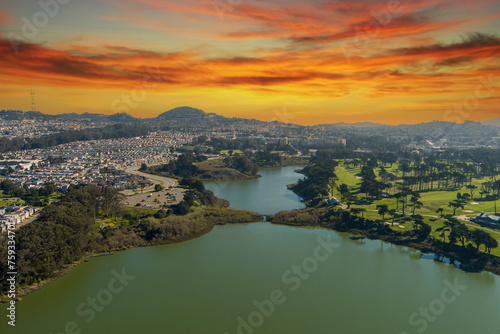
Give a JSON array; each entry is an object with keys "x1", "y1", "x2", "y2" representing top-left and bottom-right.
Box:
[{"x1": 0, "y1": 0, "x2": 499, "y2": 125}]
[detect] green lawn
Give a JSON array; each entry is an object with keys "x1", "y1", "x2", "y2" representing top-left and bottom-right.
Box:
[
  {"x1": 333, "y1": 160, "x2": 500, "y2": 257},
  {"x1": 220, "y1": 150, "x2": 243, "y2": 154},
  {"x1": 194, "y1": 159, "x2": 227, "y2": 170},
  {"x1": 0, "y1": 198, "x2": 25, "y2": 206},
  {"x1": 335, "y1": 162, "x2": 500, "y2": 217}
]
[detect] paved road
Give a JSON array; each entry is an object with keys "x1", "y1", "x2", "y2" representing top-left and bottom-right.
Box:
[{"x1": 122, "y1": 165, "x2": 178, "y2": 194}]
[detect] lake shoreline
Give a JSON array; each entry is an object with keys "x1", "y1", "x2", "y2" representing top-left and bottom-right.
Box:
[
  {"x1": 0, "y1": 207, "x2": 263, "y2": 304},
  {"x1": 272, "y1": 188, "x2": 500, "y2": 276}
]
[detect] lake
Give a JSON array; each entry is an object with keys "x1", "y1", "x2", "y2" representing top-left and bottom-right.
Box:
[{"x1": 2, "y1": 167, "x2": 499, "y2": 333}]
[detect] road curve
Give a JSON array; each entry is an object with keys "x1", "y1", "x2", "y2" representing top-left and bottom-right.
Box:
[{"x1": 123, "y1": 165, "x2": 178, "y2": 191}]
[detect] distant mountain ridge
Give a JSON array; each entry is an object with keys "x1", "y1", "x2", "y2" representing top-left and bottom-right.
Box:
[
  {"x1": 0, "y1": 107, "x2": 213, "y2": 122},
  {"x1": 0, "y1": 109, "x2": 137, "y2": 122},
  {"x1": 330, "y1": 122, "x2": 385, "y2": 128},
  {"x1": 482, "y1": 117, "x2": 500, "y2": 127},
  {"x1": 157, "y1": 106, "x2": 212, "y2": 119},
  {"x1": 2, "y1": 108, "x2": 500, "y2": 129}
]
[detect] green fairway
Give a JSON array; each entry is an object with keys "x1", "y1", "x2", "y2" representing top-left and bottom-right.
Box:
[
  {"x1": 220, "y1": 150, "x2": 243, "y2": 154},
  {"x1": 334, "y1": 161, "x2": 500, "y2": 217},
  {"x1": 333, "y1": 160, "x2": 500, "y2": 257}
]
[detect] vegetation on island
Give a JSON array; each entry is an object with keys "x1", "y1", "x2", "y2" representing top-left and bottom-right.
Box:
[
  {"x1": 140, "y1": 152, "x2": 260, "y2": 181},
  {"x1": 141, "y1": 148, "x2": 306, "y2": 182}
]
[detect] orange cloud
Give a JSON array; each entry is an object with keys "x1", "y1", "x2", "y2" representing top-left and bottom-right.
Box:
[{"x1": 1, "y1": 0, "x2": 499, "y2": 124}]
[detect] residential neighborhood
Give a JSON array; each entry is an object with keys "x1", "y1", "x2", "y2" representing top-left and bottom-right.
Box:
[{"x1": 0, "y1": 205, "x2": 39, "y2": 233}]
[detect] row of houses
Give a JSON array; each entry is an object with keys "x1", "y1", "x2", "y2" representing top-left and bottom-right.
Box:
[{"x1": 0, "y1": 205, "x2": 39, "y2": 233}]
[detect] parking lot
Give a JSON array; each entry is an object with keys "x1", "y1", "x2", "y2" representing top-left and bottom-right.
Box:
[{"x1": 125, "y1": 188, "x2": 186, "y2": 209}]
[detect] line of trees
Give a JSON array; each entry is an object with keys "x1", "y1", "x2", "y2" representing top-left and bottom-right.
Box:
[
  {"x1": 0, "y1": 186, "x2": 125, "y2": 292},
  {"x1": 0, "y1": 180, "x2": 58, "y2": 206},
  {"x1": 436, "y1": 218, "x2": 498, "y2": 254}
]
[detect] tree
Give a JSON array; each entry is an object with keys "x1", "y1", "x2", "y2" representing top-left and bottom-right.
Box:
[
  {"x1": 339, "y1": 183, "x2": 356, "y2": 208},
  {"x1": 435, "y1": 208, "x2": 444, "y2": 217},
  {"x1": 379, "y1": 166, "x2": 389, "y2": 183},
  {"x1": 410, "y1": 215, "x2": 431, "y2": 239},
  {"x1": 343, "y1": 193, "x2": 357, "y2": 209},
  {"x1": 470, "y1": 229, "x2": 490, "y2": 252},
  {"x1": 448, "y1": 219, "x2": 469, "y2": 247},
  {"x1": 350, "y1": 207, "x2": 366, "y2": 218},
  {"x1": 435, "y1": 220, "x2": 454, "y2": 242},
  {"x1": 410, "y1": 194, "x2": 423, "y2": 215},
  {"x1": 359, "y1": 208, "x2": 366, "y2": 218},
  {"x1": 388, "y1": 209, "x2": 397, "y2": 225},
  {"x1": 100, "y1": 186, "x2": 125, "y2": 220},
  {"x1": 154, "y1": 184, "x2": 165, "y2": 192},
  {"x1": 139, "y1": 180, "x2": 148, "y2": 194},
  {"x1": 480, "y1": 181, "x2": 492, "y2": 199},
  {"x1": 183, "y1": 192, "x2": 195, "y2": 207},
  {"x1": 350, "y1": 208, "x2": 362, "y2": 217},
  {"x1": 399, "y1": 162, "x2": 410, "y2": 180},
  {"x1": 338, "y1": 183, "x2": 349, "y2": 195},
  {"x1": 447, "y1": 201, "x2": 463, "y2": 216},
  {"x1": 376, "y1": 204, "x2": 389, "y2": 221},
  {"x1": 398, "y1": 186, "x2": 412, "y2": 215},
  {"x1": 154, "y1": 209, "x2": 168, "y2": 219},
  {"x1": 139, "y1": 163, "x2": 148, "y2": 171},
  {"x1": 40, "y1": 182, "x2": 57, "y2": 197},
  {"x1": 484, "y1": 234, "x2": 498, "y2": 254},
  {"x1": 394, "y1": 193, "x2": 402, "y2": 211},
  {"x1": 466, "y1": 185, "x2": 477, "y2": 200}
]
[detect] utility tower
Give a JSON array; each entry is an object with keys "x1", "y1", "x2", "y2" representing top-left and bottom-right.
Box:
[{"x1": 31, "y1": 90, "x2": 36, "y2": 112}]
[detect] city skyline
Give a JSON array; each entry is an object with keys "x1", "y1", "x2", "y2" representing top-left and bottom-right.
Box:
[{"x1": 0, "y1": 0, "x2": 499, "y2": 125}]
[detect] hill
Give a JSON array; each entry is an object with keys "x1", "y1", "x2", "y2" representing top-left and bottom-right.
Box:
[
  {"x1": 331, "y1": 122, "x2": 385, "y2": 128},
  {"x1": 483, "y1": 117, "x2": 500, "y2": 127},
  {"x1": 0, "y1": 110, "x2": 138, "y2": 122},
  {"x1": 157, "y1": 107, "x2": 211, "y2": 119}
]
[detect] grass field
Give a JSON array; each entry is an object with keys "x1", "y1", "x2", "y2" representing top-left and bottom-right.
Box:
[
  {"x1": 220, "y1": 150, "x2": 243, "y2": 154},
  {"x1": 0, "y1": 198, "x2": 25, "y2": 206},
  {"x1": 194, "y1": 159, "x2": 227, "y2": 170},
  {"x1": 332, "y1": 161, "x2": 500, "y2": 257}
]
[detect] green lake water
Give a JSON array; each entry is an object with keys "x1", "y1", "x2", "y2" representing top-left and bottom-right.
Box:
[{"x1": 2, "y1": 167, "x2": 499, "y2": 334}]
